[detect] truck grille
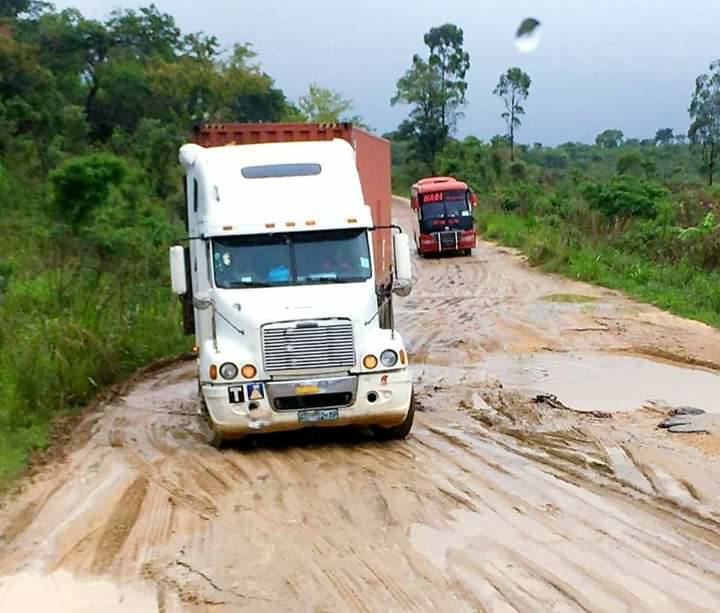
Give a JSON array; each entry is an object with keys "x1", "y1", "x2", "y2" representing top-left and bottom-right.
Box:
[{"x1": 262, "y1": 320, "x2": 355, "y2": 372}]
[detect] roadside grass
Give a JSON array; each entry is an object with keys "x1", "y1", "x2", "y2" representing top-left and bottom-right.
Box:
[
  {"x1": 477, "y1": 210, "x2": 720, "y2": 329},
  {"x1": 0, "y1": 273, "x2": 189, "y2": 483}
]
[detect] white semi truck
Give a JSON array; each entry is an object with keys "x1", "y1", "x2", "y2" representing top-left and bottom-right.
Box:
[{"x1": 169, "y1": 123, "x2": 415, "y2": 447}]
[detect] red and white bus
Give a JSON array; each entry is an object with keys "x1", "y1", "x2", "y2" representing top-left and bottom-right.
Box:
[{"x1": 410, "y1": 177, "x2": 477, "y2": 256}]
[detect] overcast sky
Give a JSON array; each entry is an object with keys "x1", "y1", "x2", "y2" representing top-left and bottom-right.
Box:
[{"x1": 55, "y1": 0, "x2": 720, "y2": 145}]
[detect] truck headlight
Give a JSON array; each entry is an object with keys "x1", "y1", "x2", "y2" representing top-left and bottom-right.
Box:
[
  {"x1": 219, "y1": 362, "x2": 238, "y2": 380},
  {"x1": 380, "y1": 350, "x2": 398, "y2": 367}
]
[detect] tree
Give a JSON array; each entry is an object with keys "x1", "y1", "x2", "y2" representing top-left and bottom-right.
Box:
[
  {"x1": 655, "y1": 128, "x2": 674, "y2": 146},
  {"x1": 295, "y1": 83, "x2": 363, "y2": 125},
  {"x1": 392, "y1": 23, "x2": 470, "y2": 170},
  {"x1": 616, "y1": 151, "x2": 643, "y2": 176},
  {"x1": 493, "y1": 67, "x2": 531, "y2": 161},
  {"x1": 688, "y1": 59, "x2": 720, "y2": 186},
  {"x1": 424, "y1": 23, "x2": 470, "y2": 133},
  {"x1": 106, "y1": 4, "x2": 182, "y2": 62},
  {"x1": 595, "y1": 129, "x2": 624, "y2": 148},
  {"x1": 219, "y1": 44, "x2": 289, "y2": 123},
  {"x1": 0, "y1": 0, "x2": 30, "y2": 18}
]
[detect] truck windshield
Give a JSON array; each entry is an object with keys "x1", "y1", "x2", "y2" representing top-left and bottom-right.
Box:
[{"x1": 213, "y1": 229, "x2": 372, "y2": 288}]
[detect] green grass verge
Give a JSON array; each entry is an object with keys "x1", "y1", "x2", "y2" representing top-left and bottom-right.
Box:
[
  {"x1": 477, "y1": 210, "x2": 720, "y2": 328},
  {"x1": 0, "y1": 278, "x2": 189, "y2": 483}
]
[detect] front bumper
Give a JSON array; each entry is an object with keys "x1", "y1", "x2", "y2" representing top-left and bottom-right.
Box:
[
  {"x1": 419, "y1": 230, "x2": 476, "y2": 253},
  {"x1": 202, "y1": 370, "x2": 413, "y2": 437}
]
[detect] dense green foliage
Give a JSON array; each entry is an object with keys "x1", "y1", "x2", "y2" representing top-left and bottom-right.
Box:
[{"x1": 0, "y1": 3, "x2": 307, "y2": 479}]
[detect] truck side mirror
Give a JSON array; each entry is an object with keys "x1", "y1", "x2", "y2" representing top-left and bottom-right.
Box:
[
  {"x1": 392, "y1": 233, "x2": 413, "y2": 297},
  {"x1": 169, "y1": 246, "x2": 187, "y2": 295}
]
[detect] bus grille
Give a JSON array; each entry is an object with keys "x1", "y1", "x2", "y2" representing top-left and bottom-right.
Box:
[
  {"x1": 262, "y1": 320, "x2": 355, "y2": 372},
  {"x1": 438, "y1": 231, "x2": 459, "y2": 250}
]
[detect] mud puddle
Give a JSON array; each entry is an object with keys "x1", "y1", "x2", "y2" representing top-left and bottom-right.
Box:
[
  {"x1": 481, "y1": 351, "x2": 720, "y2": 413},
  {"x1": 0, "y1": 570, "x2": 157, "y2": 612}
]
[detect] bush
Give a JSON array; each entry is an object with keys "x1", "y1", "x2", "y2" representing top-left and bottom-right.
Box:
[
  {"x1": 509, "y1": 160, "x2": 528, "y2": 181},
  {"x1": 583, "y1": 175, "x2": 669, "y2": 220},
  {"x1": 50, "y1": 153, "x2": 129, "y2": 229}
]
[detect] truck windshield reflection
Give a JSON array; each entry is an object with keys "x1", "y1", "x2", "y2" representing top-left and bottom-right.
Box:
[{"x1": 213, "y1": 228, "x2": 372, "y2": 288}]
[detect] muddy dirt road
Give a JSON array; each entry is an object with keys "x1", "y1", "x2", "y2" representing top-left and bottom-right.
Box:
[{"x1": 2, "y1": 198, "x2": 720, "y2": 612}]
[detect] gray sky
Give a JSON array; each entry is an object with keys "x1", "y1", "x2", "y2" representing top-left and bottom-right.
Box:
[{"x1": 55, "y1": 0, "x2": 720, "y2": 145}]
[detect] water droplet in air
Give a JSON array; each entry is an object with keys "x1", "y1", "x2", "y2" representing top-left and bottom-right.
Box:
[{"x1": 515, "y1": 18, "x2": 541, "y2": 53}]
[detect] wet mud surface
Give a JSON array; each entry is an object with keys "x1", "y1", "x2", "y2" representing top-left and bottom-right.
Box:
[{"x1": 2, "y1": 198, "x2": 720, "y2": 611}]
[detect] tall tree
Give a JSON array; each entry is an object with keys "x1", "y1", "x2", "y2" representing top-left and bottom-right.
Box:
[
  {"x1": 424, "y1": 23, "x2": 470, "y2": 134},
  {"x1": 493, "y1": 67, "x2": 531, "y2": 161},
  {"x1": 392, "y1": 23, "x2": 470, "y2": 171},
  {"x1": 595, "y1": 129, "x2": 624, "y2": 149},
  {"x1": 655, "y1": 128, "x2": 674, "y2": 146},
  {"x1": 689, "y1": 59, "x2": 720, "y2": 186}
]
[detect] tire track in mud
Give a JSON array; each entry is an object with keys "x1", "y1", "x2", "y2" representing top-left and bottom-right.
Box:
[
  {"x1": 90, "y1": 476, "x2": 148, "y2": 574},
  {"x1": 1, "y1": 199, "x2": 720, "y2": 611}
]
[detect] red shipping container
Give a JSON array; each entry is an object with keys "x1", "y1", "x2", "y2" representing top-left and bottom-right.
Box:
[{"x1": 192, "y1": 123, "x2": 393, "y2": 288}]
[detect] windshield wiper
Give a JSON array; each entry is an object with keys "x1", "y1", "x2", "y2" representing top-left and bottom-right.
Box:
[
  {"x1": 302, "y1": 277, "x2": 365, "y2": 284},
  {"x1": 225, "y1": 281, "x2": 273, "y2": 288}
]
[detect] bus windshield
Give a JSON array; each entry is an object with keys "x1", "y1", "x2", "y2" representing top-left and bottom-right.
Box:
[
  {"x1": 420, "y1": 189, "x2": 469, "y2": 219},
  {"x1": 212, "y1": 229, "x2": 372, "y2": 288}
]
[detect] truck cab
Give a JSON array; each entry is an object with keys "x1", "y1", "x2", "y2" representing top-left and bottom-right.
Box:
[
  {"x1": 410, "y1": 177, "x2": 477, "y2": 256},
  {"x1": 169, "y1": 137, "x2": 415, "y2": 446}
]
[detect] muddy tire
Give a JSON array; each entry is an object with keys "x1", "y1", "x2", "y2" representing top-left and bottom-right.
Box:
[
  {"x1": 372, "y1": 394, "x2": 415, "y2": 441},
  {"x1": 207, "y1": 425, "x2": 226, "y2": 449}
]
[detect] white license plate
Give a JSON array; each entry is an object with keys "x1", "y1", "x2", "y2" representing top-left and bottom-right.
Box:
[{"x1": 298, "y1": 409, "x2": 339, "y2": 423}]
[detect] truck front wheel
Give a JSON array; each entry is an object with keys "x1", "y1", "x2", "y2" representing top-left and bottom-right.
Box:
[
  {"x1": 205, "y1": 419, "x2": 227, "y2": 449},
  {"x1": 372, "y1": 394, "x2": 415, "y2": 441}
]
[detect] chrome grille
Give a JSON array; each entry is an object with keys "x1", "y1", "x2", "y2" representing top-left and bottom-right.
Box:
[{"x1": 262, "y1": 320, "x2": 355, "y2": 372}]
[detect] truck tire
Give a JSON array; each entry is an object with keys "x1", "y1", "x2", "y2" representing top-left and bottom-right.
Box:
[
  {"x1": 372, "y1": 393, "x2": 415, "y2": 441},
  {"x1": 207, "y1": 427, "x2": 226, "y2": 449}
]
